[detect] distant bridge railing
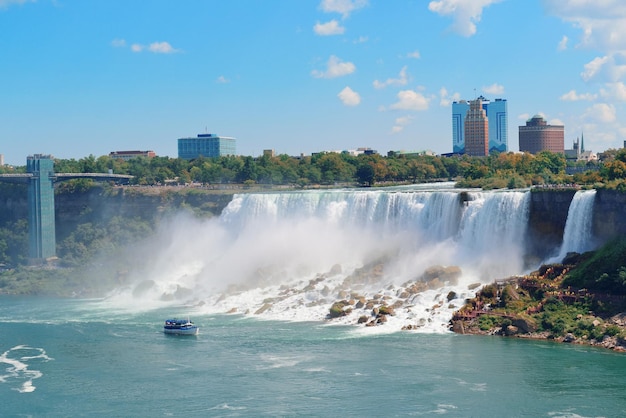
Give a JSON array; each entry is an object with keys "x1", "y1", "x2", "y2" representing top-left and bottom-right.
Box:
[{"x1": 0, "y1": 173, "x2": 133, "y2": 184}]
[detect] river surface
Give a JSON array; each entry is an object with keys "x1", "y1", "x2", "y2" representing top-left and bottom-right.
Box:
[{"x1": 1, "y1": 296, "x2": 625, "y2": 417}]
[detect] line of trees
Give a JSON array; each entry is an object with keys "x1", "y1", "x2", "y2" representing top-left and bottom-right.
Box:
[{"x1": 3, "y1": 148, "x2": 626, "y2": 189}]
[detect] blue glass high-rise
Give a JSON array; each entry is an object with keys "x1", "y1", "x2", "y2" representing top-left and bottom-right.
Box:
[{"x1": 452, "y1": 97, "x2": 508, "y2": 154}]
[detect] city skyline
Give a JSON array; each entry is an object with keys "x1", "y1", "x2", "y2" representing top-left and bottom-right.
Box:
[{"x1": 2, "y1": 1, "x2": 626, "y2": 166}]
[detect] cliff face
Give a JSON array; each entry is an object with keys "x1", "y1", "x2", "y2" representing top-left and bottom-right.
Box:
[
  {"x1": 526, "y1": 190, "x2": 577, "y2": 261},
  {"x1": 594, "y1": 190, "x2": 626, "y2": 241},
  {"x1": 1, "y1": 186, "x2": 625, "y2": 261},
  {"x1": 525, "y1": 189, "x2": 626, "y2": 262}
]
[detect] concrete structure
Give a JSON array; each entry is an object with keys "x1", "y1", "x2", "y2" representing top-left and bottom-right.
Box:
[
  {"x1": 0, "y1": 154, "x2": 4, "y2": 166},
  {"x1": 452, "y1": 96, "x2": 508, "y2": 154},
  {"x1": 27, "y1": 155, "x2": 56, "y2": 260},
  {"x1": 109, "y1": 150, "x2": 156, "y2": 161},
  {"x1": 518, "y1": 115, "x2": 564, "y2": 154},
  {"x1": 464, "y1": 98, "x2": 489, "y2": 156},
  {"x1": 0, "y1": 155, "x2": 132, "y2": 262},
  {"x1": 177, "y1": 134, "x2": 236, "y2": 160}
]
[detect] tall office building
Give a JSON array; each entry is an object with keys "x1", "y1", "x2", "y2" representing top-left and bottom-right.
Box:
[
  {"x1": 464, "y1": 98, "x2": 489, "y2": 156},
  {"x1": 177, "y1": 133, "x2": 236, "y2": 160},
  {"x1": 27, "y1": 154, "x2": 56, "y2": 260},
  {"x1": 518, "y1": 115, "x2": 564, "y2": 154},
  {"x1": 452, "y1": 96, "x2": 508, "y2": 154}
]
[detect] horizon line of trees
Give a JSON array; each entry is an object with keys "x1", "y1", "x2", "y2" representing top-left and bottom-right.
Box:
[{"x1": 3, "y1": 148, "x2": 626, "y2": 190}]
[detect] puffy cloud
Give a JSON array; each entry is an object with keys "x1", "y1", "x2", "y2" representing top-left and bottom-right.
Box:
[
  {"x1": 314, "y1": 20, "x2": 345, "y2": 36},
  {"x1": 581, "y1": 54, "x2": 626, "y2": 83},
  {"x1": 148, "y1": 41, "x2": 178, "y2": 54},
  {"x1": 544, "y1": 0, "x2": 626, "y2": 53},
  {"x1": 600, "y1": 82, "x2": 626, "y2": 101},
  {"x1": 439, "y1": 87, "x2": 461, "y2": 107},
  {"x1": 373, "y1": 66, "x2": 409, "y2": 89},
  {"x1": 216, "y1": 76, "x2": 230, "y2": 84},
  {"x1": 428, "y1": 0, "x2": 503, "y2": 37},
  {"x1": 311, "y1": 55, "x2": 356, "y2": 79},
  {"x1": 390, "y1": 90, "x2": 430, "y2": 111},
  {"x1": 131, "y1": 44, "x2": 143, "y2": 53},
  {"x1": 583, "y1": 103, "x2": 616, "y2": 123},
  {"x1": 482, "y1": 83, "x2": 504, "y2": 95},
  {"x1": 560, "y1": 90, "x2": 597, "y2": 101},
  {"x1": 558, "y1": 35, "x2": 568, "y2": 51},
  {"x1": 337, "y1": 86, "x2": 361, "y2": 106},
  {"x1": 320, "y1": 0, "x2": 368, "y2": 18}
]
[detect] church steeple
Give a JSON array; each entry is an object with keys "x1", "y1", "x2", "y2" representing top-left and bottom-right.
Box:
[{"x1": 581, "y1": 131, "x2": 585, "y2": 152}]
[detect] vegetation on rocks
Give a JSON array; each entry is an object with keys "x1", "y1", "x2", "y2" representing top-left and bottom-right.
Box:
[{"x1": 450, "y1": 238, "x2": 626, "y2": 351}]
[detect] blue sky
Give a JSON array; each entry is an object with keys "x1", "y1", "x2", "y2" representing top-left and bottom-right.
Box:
[{"x1": 2, "y1": 0, "x2": 626, "y2": 166}]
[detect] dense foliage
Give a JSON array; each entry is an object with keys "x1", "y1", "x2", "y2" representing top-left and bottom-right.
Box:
[{"x1": 563, "y1": 237, "x2": 626, "y2": 294}]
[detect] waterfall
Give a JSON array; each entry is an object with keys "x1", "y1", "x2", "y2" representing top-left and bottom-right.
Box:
[
  {"x1": 551, "y1": 189, "x2": 597, "y2": 262},
  {"x1": 114, "y1": 185, "x2": 533, "y2": 332}
]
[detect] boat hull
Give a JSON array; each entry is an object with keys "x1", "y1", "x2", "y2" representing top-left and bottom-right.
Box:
[{"x1": 163, "y1": 326, "x2": 199, "y2": 336}]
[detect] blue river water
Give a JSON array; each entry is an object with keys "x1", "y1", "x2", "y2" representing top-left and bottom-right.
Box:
[{"x1": 1, "y1": 296, "x2": 626, "y2": 417}]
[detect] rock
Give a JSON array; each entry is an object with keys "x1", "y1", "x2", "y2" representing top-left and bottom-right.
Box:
[
  {"x1": 504, "y1": 325, "x2": 519, "y2": 336},
  {"x1": 378, "y1": 305, "x2": 395, "y2": 316},
  {"x1": 357, "y1": 315, "x2": 368, "y2": 324},
  {"x1": 468, "y1": 282, "x2": 482, "y2": 290},
  {"x1": 328, "y1": 301, "x2": 351, "y2": 318},
  {"x1": 563, "y1": 333, "x2": 576, "y2": 343},
  {"x1": 227, "y1": 307, "x2": 237, "y2": 314},
  {"x1": 254, "y1": 303, "x2": 272, "y2": 315},
  {"x1": 446, "y1": 291, "x2": 457, "y2": 302},
  {"x1": 451, "y1": 320, "x2": 465, "y2": 334},
  {"x1": 512, "y1": 316, "x2": 537, "y2": 333}
]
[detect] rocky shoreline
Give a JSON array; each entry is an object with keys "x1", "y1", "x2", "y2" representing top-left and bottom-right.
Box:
[{"x1": 447, "y1": 259, "x2": 626, "y2": 353}]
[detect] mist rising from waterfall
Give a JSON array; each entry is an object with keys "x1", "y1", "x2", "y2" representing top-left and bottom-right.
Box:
[{"x1": 105, "y1": 185, "x2": 536, "y2": 331}]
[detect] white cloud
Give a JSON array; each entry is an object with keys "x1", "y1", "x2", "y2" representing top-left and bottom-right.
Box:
[
  {"x1": 482, "y1": 83, "x2": 504, "y2": 95},
  {"x1": 314, "y1": 20, "x2": 345, "y2": 36},
  {"x1": 549, "y1": 118, "x2": 565, "y2": 126},
  {"x1": 148, "y1": 41, "x2": 178, "y2": 54},
  {"x1": 558, "y1": 35, "x2": 568, "y2": 51},
  {"x1": 216, "y1": 76, "x2": 230, "y2": 84},
  {"x1": 439, "y1": 87, "x2": 461, "y2": 106},
  {"x1": 390, "y1": 90, "x2": 430, "y2": 111},
  {"x1": 111, "y1": 38, "x2": 126, "y2": 48},
  {"x1": 560, "y1": 89, "x2": 597, "y2": 101},
  {"x1": 391, "y1": 115, "x2": 414, "y2": 133},
  {"x1": 129, "y1": 41, "x2": 180, "y2": 54},
  {"x1": 373, "y1": 66, "x2": 409, "y2": 89},
  {"x1": 0, "y1": 0, "x2": 34, "y2": 10},
  {"x1": 311, "y1": 55, "x2": 356, "y2": 79},
  {"x1": 320, "y1": 0, "x2": 367, "y2": 18},
  {"x1": 544, "y1": 0, "x2": 626, "y2": 53},
  {"x1": 581, "y1": 54, "x2": 626, "y2": 83},
  {"x1": 583, "y1": 103, "x2": 617, "y2": 123},
  {"x1": 337, "y1": 86, "x2": 361, "y2": 106},
  {"x1": 406, "y1": 50, "x2": 421, "y2": 59},
  {"x1": 600, "y1": 82, "x2": 626, "y2": 101},
  {"x1": 428, "y1": 0, "x2": 503, "y2": 37}
]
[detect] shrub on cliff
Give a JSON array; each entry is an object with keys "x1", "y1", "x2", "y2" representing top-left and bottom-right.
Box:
[{"x1": 563, "y1": 237, "x2": 626, "y2": 294}]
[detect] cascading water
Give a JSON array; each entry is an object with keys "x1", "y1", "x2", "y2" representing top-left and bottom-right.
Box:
[
  {"x1": 111, "y1": 185, "x2": 533, "y2": 332},
  {"x1": 549, "y1": 189, "x2": 597, "y2": 263}
]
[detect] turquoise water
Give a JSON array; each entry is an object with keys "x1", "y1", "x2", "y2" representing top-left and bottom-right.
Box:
[{"x1": 1, "y1": 296, "x2": 626, "y2": 417}]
